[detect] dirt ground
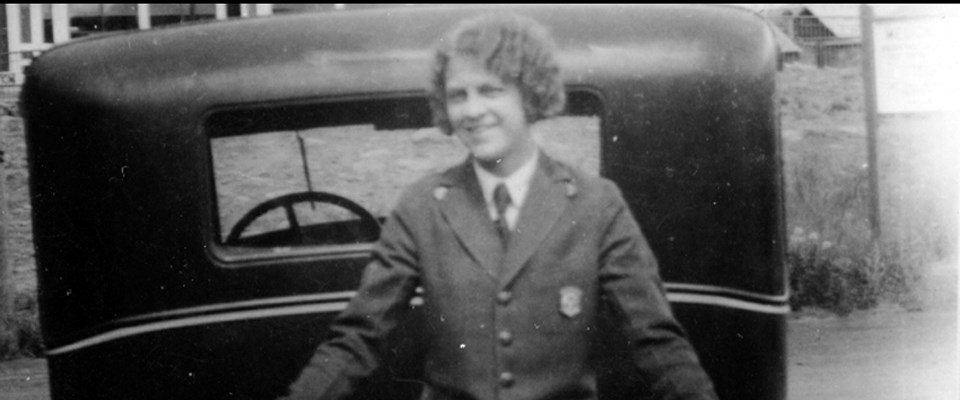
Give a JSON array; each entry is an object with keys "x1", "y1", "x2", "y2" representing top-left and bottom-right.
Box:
[
  {"x1": 788, "y1": 306, "x2": 958, "y2": 400},
  {"x1": 1, "y1": 306, "x2": 955, "y2": 400}
]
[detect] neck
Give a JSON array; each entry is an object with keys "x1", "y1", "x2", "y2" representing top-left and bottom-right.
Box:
[{"x1": 476, "y1": 142, "x2": 538, "y2": 178}]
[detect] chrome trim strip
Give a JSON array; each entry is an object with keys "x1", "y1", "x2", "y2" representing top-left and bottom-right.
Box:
[
  {"x1": 667, "y1": 292, "x2": 791, "y2": 314},
  {"x1": 114, "y1": 291, "x2": 356, "y2": 324},
  {"x1": 664, "y1": 282, "x2": 790, "y2": 303},
  {"x1": 46, "y1": 284, "x2": 788, "y2": 356},
  {"x1": 45, "y1": 301, "x2": 351, "y2": 356}
]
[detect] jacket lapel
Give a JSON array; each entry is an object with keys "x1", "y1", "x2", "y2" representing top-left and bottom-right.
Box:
[
  {"x1": 435, "y1": 159, "x2": 503, "y2": 278},
  {"x1": 500, "y1": 154, "x2": 571, "y2": 287}
]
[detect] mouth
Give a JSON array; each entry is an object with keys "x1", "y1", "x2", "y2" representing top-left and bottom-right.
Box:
[{"x1": 462, "y1": 124, "x2": 496, "y2": 135}]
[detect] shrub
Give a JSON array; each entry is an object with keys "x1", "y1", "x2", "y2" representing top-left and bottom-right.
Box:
[
  {"x1": 787, "y1": 228, "x2": 916, "y2": 315},
  {"x1": 0, "y1": 290, "x2": 44, "y2": 360},
  {"x1": 828, "y1": 101, "x2": 850, "y2": 113},
  {"x1": 786, "y1": 137, "x2": 871, "y2": 250}
]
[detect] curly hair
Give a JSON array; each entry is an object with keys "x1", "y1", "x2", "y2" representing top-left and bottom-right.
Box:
[{"x1": 429, "y1": 13, "x2": 566, "y2": 135}]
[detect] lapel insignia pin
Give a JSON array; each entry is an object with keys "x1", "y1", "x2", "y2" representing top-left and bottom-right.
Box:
[
  {"x1": 559, "y1": 286, "x2": 583, "y2": 318},
  {"x1": 565, "y1": 182, "x2": 577, "y2": 197}
]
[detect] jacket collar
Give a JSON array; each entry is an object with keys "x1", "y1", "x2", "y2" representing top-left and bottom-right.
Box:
[
  {"x1": 437, "y1": 151, "x2": 573, "y2": 189},
  {"x1": 435, "y1": 151, "x2": 575, "y2": 286}
]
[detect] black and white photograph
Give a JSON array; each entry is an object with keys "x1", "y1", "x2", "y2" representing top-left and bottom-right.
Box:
[{"x1": 0, "y1": 4, "x2": 956, "y2": 400}]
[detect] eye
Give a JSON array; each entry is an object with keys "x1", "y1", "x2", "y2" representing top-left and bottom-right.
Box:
[
  {"x1": 480, "y1": 84, "x2": 505, "y2": 96},
  {"x1": 445, "y1": 88, "x2": 466, "y2": 103}
]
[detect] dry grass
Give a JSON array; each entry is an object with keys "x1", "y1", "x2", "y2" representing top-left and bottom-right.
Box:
[{"x1": 779, "y1": 64, "x2": 956, "y2": 312}]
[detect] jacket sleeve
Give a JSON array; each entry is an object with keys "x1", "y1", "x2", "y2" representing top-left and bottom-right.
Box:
[
  {"x1": 596, "y1": 181, "x2": 718, "y2": 400},
  {"x1": 280, "y1": 200, "x2": 421, "y2": 400}
]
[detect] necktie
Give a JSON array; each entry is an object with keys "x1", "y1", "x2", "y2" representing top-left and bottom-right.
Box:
[{"x1": 493, "y1": 183, "x2": 512, "y2": 248}]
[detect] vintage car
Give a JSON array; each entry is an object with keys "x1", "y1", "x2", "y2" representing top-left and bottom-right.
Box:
[{"x1": 22, "y1": 4, "x2": 787, "y2": 400}]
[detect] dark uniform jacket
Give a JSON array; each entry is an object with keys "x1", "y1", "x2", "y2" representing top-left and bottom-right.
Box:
[{"x1": 283, "y1": 152, "x2": 717, "y2": 400}]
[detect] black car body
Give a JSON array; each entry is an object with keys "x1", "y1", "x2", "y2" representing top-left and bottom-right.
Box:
[{"x1": 22, "y1": 4, "x2": 787, "y2": 400}]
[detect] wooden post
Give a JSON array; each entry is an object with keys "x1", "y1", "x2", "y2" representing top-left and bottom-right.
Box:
[
  {"x1": 28, "y1": 4, "x2": 42, "y2": 45},
  {"x1": 137, "y1": 4, "x2": 151, "y2": 30},
  {"x1": 860, "y1": 4, "x2": 881, "y2": 243},
  {"x1": 51, "y1": 4, "x2": 70, "y2": 43},
  {"x1": 6, "y1": 5, "x2": 23, "y2": 75},
  {"x1": 815, "y1": 40, "x2": 823, "y2": 68},
  {"x1": 254, "y1": 4, "x2": 273, "y2": 17},
  {"x1": 215, "y1": 4, "x2": 228, "y2": 20}
]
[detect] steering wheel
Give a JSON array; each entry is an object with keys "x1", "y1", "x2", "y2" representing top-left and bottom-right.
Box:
[{"x1": 225, "y1": 191, "x2": 380, "y2": 246}]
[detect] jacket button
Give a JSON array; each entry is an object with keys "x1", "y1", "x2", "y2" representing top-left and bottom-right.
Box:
[
  {"x1": 499, "y1": 372, "x2": 515, "y2": 387},
  {"x1": 498, "y1": 330, "x2": 513, "y2": 346},
  {"x1": 497, "y1": 291, "x2": 512, "y2": 305}
]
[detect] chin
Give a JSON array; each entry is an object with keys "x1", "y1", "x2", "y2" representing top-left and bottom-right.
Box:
[
  {"x1": 466, "y1": 144, "x2": 500, "y2": 161},
  {"x1": 472, "y1": 150, "x2": 505, "y2": 163}
]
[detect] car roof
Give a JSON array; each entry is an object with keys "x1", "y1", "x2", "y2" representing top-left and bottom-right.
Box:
[{"x1": 27, "y1": 4, "x2": 772, "y2": 109}]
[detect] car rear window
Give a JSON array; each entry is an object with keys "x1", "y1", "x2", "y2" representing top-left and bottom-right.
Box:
[{"x1": 206, "y1": 94, "x2": 601, "y2": 252}]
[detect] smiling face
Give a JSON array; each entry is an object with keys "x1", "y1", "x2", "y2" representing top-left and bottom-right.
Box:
[{"x1": 445, "y1": 57, "x2": 537, "y2": 176}]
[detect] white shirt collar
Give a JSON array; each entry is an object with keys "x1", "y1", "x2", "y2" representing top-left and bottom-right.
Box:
[{"x1": 473, "y1": 150, "x2": 539, "y2": 221}]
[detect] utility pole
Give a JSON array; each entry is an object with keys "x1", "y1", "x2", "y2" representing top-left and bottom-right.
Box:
[{"x1": 860, "y1": 4, "x2": 881, "y2": 243}]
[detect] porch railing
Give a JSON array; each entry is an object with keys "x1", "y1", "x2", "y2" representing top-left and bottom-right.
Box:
[{"x1": 2, "y1": 4, "x2": 275, "y2": 85}]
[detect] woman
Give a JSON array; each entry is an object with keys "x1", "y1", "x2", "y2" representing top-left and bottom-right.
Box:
[{"x1": 281, "y1": 13, "x2": 717, "y2": 400}]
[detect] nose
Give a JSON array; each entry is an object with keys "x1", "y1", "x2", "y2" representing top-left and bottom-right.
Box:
[{"x1": 460, "y1": 91, "x2": 486, "y2": 120}]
